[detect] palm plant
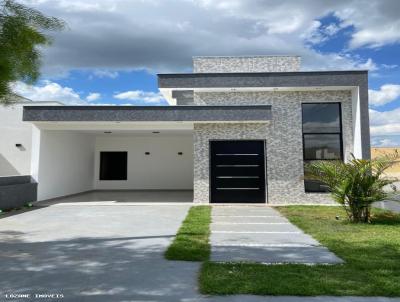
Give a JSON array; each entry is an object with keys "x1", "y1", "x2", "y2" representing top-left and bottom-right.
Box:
[{"x1": 305, "y1": 152, "x2": 399, "y2": 223}]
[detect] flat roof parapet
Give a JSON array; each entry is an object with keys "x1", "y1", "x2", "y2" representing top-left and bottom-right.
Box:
[{"x1": 193, "y1": 55, "x2": 301, "y2": 73}]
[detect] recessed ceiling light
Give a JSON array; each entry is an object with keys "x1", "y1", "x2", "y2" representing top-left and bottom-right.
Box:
[
  {"x1": 104, "y1": 131, "x2": 112, "y2": 134},
  {"x1": 152, "y1": 131, "x2": 160, "y2": 134}
]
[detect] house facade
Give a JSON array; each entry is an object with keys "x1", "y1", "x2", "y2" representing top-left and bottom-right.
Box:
[{"x1": 20, "y1": 55, "x2": 370, "y2": 204}]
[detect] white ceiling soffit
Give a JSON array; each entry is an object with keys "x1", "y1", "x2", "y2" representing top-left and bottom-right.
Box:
[{"x1": 32, "y1": 121, "x2": 195, "y2": 131}]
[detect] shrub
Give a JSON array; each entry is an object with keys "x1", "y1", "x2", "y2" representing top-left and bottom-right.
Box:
[{"x1": 306, "y1": 153, "x2": 399, "y2": 223}]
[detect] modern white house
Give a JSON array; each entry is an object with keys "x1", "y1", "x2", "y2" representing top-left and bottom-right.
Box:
[{"x1": 2, "y1": 55, "x2": 370, "y2": 205}]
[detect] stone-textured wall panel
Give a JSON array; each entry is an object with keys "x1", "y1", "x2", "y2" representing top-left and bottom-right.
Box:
[
  {"x1": 193, "y1": 90, "x2": 353, "y2": 204},
  {"x1": 193, "y1": 56, "x2": 301, "y2": 73}
]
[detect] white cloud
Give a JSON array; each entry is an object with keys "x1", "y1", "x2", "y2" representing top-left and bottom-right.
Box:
[
  {"x1": 370, "y1": 124, "x2": 400, "y2": 136},
  {"x1": 333, "y1": 1, "x2": 400, "y2": 49},
  {"x1": 324, "y1": 23, "x2": 341, "y2": 36},
  {"x1": 86, "y1": 92, "x2": 101, "y2": 101},
  {"x1": 371, "y1": 137, "x2": 400, "y2": 147},
  {"x1": 302, "y1": 20, "x2": 326, "y2": 45},
  {"x1": 12, "y1": 81, "x2": 86, "y2": 105},
  {"x1": 113, "y1": 90, "x2": 165, "y2": 104},
  {"x1": 304, "y1": 20, "x2": 347, "y2": 46},
  {"x1": 370, "y1": 107, "x2": 400, "y2": 126},
  {"x1": 349, "y1": 21, "x2": 400, "y2": 49},
  {"x1": 370, "y1": 107, "x2": 400, "y2": 136},
  {"x1": 382, "y1": 64, "x2": 398, "y2": 69},
  {"x1": 357, "y1": 58, "x2": 378, "y2": 71},
  {"x1": 91, "y1": 70, "x2": 119, "y2": 79},
  {"x1": 369, "y1": 84, "x2": 400, "y2": 106}
]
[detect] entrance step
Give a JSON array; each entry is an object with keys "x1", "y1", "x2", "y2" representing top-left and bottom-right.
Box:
[
  {"x1": 211, "y1": 245, "x2": 343, "y2": 264},
  {"x1": 212, "y1": 215, "x2": 289, "y2": 224},
  {"x1": 211, "y1": 232, "x2": 320, "y2": 246},
  {"x1": 211, "y1": 223, "x2": 299, "y2": 233},
  {"x1": 212, "y1": 207, "x2": 278, "y2": 216}
]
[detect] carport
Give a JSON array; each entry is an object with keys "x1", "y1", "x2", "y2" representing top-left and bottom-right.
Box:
[{"x1": 28, "y1": 122, "x2": 194, "y2": 202}]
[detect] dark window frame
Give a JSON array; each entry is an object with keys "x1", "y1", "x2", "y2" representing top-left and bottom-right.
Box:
[
  {"x1": 301, "y1": 102, "x2": 344, "y2": 193},
  {"x1": 99, "y1": 151, "x2": 128, "y2": 181}
]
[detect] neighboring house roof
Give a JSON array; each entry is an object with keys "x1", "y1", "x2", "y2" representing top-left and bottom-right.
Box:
[
  {"x1": 1, "y1": 93, "x2": 33, "y2": 104},
  {"x1": 1, "y1": 93, "x2": 65, "y2": 106},
  {"x1": 24, "y1": 101, "x2": 65, "y2": 106}
]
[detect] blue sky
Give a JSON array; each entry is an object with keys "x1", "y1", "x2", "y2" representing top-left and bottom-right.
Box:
[{"x1": 14, "y1": 0, "x2": 400, "y2": 146}]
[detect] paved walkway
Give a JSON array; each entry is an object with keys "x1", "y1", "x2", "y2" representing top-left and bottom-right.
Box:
[{"x1": 210, "y1": 206, "x2": 343, "y2": 264}]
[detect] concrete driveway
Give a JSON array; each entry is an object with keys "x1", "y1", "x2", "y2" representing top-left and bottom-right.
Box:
[{"x1": 0, "y1": 203, "x2": 201, "y2": 302}]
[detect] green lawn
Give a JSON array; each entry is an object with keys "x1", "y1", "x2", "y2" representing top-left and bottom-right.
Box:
[
  {"x1": 165, "y1": 205, "x2": 211, "y2": 261},
  {"x1": 199, "y1": 206, "x2": 400, "y2": 296}
]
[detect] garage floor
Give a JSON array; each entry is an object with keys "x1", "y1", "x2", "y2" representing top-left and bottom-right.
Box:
[{"x1": 38, "y1": 190, "x2": 193, "y2": 206}]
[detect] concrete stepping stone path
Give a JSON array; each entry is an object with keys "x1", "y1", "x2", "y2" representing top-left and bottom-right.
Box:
[{"x1": 210, "y1": 206, "x2": 343, "y2": 264}]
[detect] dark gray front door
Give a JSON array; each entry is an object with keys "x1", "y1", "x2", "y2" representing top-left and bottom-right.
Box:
[{"x1": 210, "y1": 140, "x2": 266, "y2": 203}]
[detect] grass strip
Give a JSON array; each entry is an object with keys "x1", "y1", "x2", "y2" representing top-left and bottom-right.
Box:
[{"x1": 165, "y1": 205, "x2": 211, "y2": 261}]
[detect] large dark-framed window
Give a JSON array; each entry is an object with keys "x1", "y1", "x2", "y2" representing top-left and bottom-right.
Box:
[
  {"x1": 302, "y1": 103, "x2": 343, "y2": 192},
  {"x1": 99, "y1": 151, "x2": 128, "y2": 180}
]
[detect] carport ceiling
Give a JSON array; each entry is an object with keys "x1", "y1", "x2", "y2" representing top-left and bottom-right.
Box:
[
  {"x1": 32, "y1": 121, "x2": 194, "y2": 132},
  {"x1": 81, "y1": 129, "x2": 193, "y2": 136}
]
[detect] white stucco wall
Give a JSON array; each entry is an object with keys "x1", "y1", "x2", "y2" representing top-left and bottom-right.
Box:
[
  {"x1": 34, "y1": 130, "x2": 95, "y2": 200},
  {"x1": 352, "y1": 87, "x2": 363, "y2": 158},
  {"x1": 0, "y1": 104, "x2": 32, "y2": 176},
  {"x1": 0, "y1": 102, "x2": 63, "y2": 177},
  {"x1": 94, "y1": 135, "x2": 193, "y2": 190}
]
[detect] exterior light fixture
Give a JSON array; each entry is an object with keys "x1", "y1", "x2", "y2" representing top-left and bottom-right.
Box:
[{"x1": 104, "y1": 131, "x2": 112, "y2": 134}]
